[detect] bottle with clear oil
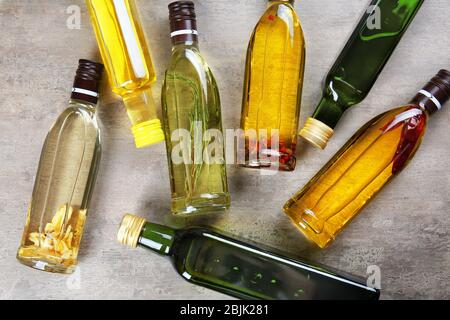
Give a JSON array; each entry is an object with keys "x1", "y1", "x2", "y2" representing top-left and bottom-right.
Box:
[
  {"x1": 86, "y1": 0, "x2": 165, "y2": 148},
  {"x1": 285, "y1": 70, "x2": 450, "y2": 249},
  {"x1": 162, "y1": 1, "x2": 230, "y2": 215},
  {"x1": 240, "y1": 0, "x2": 306, "y2": 171},
  {"x1": 17, "y1": 60, "x2": 104, "y2": 273}
]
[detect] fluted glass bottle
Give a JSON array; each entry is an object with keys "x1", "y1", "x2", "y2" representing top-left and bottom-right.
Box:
[
  {"x1": 240, "y1": 0, "x2": 305, "y2": 171},
  {"x1": 300, "y1": 0, "x2": 424, "y2": 149},
  {"x1": 86, "y1": 0, "x2": 165, "y2": 148},
  {"x1": 285, "y1": 70, "x2": 450, "y2": 248},
  {"x1": 162, "y1": 1, "x2": 230, "y2": 215},
  {"x1": 17, "y1": 60, "x2": 104, "y2": 273},
  {"x1": 118, "y1": 214, "x2": 379, "y2": 300}
]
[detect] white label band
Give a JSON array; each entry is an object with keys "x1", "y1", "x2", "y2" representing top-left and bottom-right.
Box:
[
  {"x1": 418, "y1": 89, "x2": 442, "y2": 110},
  {"x1": 72, "y1": 87, "x2": 99, "y2": 98},
  {"x1": 171, "y1": 29, "x2": 198, "y2": 38}
]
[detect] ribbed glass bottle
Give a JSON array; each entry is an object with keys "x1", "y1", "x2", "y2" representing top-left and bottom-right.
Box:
[
  {"x1": 17, "y1": 60, "x2": 103, "y2": 273},
  {"x1": 86, "y1": 0, "x2": 165, "y2": 148},
  {"x1": 162, "y1": 1, "x2": 230, "y2": 215},
  {"x1": 285, "y1": 70, "x2": 450, "y2": 248},
  {"x1": 240, "y1": 0, "x2": 305, "y2": 171}
]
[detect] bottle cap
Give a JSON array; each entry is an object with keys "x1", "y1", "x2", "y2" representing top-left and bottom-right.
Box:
[
  {"x1": 300, "y1": 118, "x2": 334, "y2": 150},
  {"x1": 71, "y1": 59, "x2": 104, "y2": 104},
  {"x1": 412, "y1": 69, "x2": 450, "y2": 114},
  {"x1": 117, "y1": 214, "x2": 147, "y2": 248},
  {"x1": 168, "y1": 1, "x2": 197, "y2": 43},
  {"x1": 132, "y1": 119, "x2": 165, "y2": 148}
]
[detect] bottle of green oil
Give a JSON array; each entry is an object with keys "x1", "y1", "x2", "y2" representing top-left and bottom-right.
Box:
[
  {"x1": 300, "y1": 0, "x2": 424, "y2": 149},
  {"x1": 118, "y1": 214, "x2": 380, "y2": 300}
]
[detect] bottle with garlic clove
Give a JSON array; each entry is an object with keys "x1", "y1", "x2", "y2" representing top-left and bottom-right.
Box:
[{"x1": 17, "y1": 60, "x2": 103, "y2": 274}]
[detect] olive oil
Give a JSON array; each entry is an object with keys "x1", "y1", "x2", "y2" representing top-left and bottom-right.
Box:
[
  {"x1": 241, "y1": 0, "x2": 305, "y2": 171},
  {"x1": 300, "y1": 0, "x2": 424, "y2": 149},
  {"x1": 285, "y1": 70, "x2": 450, "y2": 248},
  {"x1": 86, "y1": 0, "x2": 165, "y2": 148},
  {"x1": 118, "y1": 214, "x2": 379, "y2": 300}
]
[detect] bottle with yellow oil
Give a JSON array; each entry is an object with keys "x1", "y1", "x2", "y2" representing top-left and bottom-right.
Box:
[
  {"x1": 284, "y1": 70, "x2": 450, "y2": 249},
  {"x1": 86, "y1": 0, "x2": 165, "y2": 148},
  {"x1": 240, "y1": 0, "x2": 305, "y2": 171}
]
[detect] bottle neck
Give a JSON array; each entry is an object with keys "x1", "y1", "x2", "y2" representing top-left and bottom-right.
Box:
[
  {"x1": 311, "y1": 96, "x2": 344, "y2": 129},
  {"x1": 71, "y1": 59, "x2": 103, "y2": 105},
  {"x1": 410, "y1": 70, "x2": 450, "y2": 116},
  {"x1": 172, "y1": 39, "x2": 199, "y2": 49},
  {"x1": 137, "y1": 222, "x2": 176, "y2": 256},
  {"x1": 170, "y1": 19, "x2": 198, "y2": 45},
  {"x1": 410, "y1": 88, "x2": 446, "y2": 116},
  {"x1": 169, "y1": 1, "x2": 198, "y2": 45}
]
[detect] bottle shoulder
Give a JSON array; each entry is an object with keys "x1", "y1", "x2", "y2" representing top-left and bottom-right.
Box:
[
  {"x1": 170, "y1": 227, "x2": 209, "y2": 268},
  {"x1": 258, "y1": 1, "x2": 303, "y2": 31},
  {"x1": 164, "y1": 46, "x2": 218, "y2": 91},
  {"x1": 383, "y1": 104, "x2": 427, "y2": 118},
  {"x1": 266, "y1": 1, "x2": 300, "y2": 18},
  {"x1": 50, "y1": 101, "x2": 100, "y2": 133},
  {"x1": 249, "y1": 2, "x2": 305, "y2": 52},
  {"x1": 68, "y1": 99, "x2": 97, "y2": 112},
  {"x1": 167, "y1": 46, "x2": 211, "y2": 72}
]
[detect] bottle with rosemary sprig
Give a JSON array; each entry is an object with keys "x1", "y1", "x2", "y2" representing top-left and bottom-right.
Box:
[{"x1": 162, "y1": 1, "x2": 230, "y2": 215}]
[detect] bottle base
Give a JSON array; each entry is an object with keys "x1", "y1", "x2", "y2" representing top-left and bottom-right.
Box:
[
  {"x1": 171, "y1": 193, "x2": 230, "y2": 216},
  {"x1": 16, "y1": 252, "x2": 76, "y2": 274},
  {"x1": 283, "y1": 204, "x2": 334, "y2": 249},
  {"x1": 241, "y1": 155, "x2": 296, "y2": 172}
]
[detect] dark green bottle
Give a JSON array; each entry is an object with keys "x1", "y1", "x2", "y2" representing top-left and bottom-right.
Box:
[
  {"x1": 300, "y1": 0, "x2": 424, "y2": 149},
  {"x1": 118, "y1": 214, "x2": 379, "y2": 300}
]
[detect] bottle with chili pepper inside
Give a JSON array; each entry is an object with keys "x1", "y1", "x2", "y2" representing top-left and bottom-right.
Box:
[{"x1": 284, "y1": 70, "x2": 450, "y2": 249}]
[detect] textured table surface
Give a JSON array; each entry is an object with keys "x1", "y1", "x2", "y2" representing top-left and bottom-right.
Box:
[{"x1": 1, "y1": 0, "x2": 449, "y2": 300}]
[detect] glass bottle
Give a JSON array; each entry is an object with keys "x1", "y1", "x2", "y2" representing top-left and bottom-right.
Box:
[
  {"x1": 300, "y1": 0, "x2": 424, "y2": 150},
  {"x1": 240, "y1": 0, "x2": 305, "y2": 171},
  {"x1": 162, "y1": 1, "x2": 230, "y2": 215},
  {"x1": 17, "y1": 60, "x2": 104, "y2": 273},
  {"x1": 86, "y1": 0, "x2": 165, "y2": 148},
  {"x1": 118, "y1": 214, "x2": 380, "y2": 300},
  {"x1": 285, "y1": 70, "x2": 450, "y2": 249}
]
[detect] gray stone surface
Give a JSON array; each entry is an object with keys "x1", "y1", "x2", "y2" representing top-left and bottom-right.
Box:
[{"x1": 0, "y1": 0, "x2": 449, "y2": 300}]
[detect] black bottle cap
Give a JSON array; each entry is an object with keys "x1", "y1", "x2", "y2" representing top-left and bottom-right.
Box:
[
  {"x1": 168, "y1": 1, "x2": 198, "y2": 44},
  {"x1": 412, "y1": 69, "x2": 450, "y2": 115},
  {"x1": 71, "y1": 59, "x2": 104, "y2": 104}
]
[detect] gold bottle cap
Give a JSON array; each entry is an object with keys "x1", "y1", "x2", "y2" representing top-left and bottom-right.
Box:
[
  {"x1": 299, "y1": 118, "x2": 334, "y2": 150},
  {"x1": 117, "y1": 214, "x2": 147, "y2": 248}
]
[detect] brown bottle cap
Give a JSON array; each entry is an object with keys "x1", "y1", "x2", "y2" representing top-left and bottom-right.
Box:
[
  {"x1": 71, "y1": 59, "x2": 104, "y2": 104},
  {"x1": 412, "y1": 69, "x2": 450, "y2": 115},
  {"x1": 168, "y1": 1, "x2": 198, "y2": 43}
]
